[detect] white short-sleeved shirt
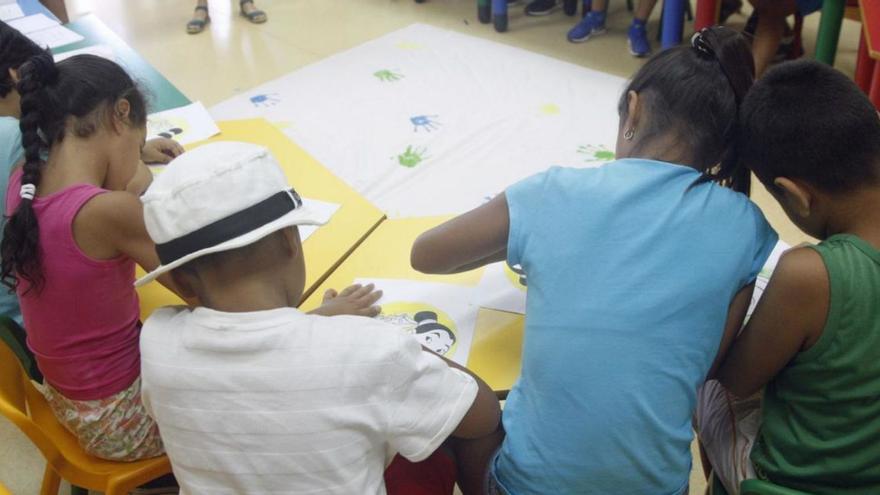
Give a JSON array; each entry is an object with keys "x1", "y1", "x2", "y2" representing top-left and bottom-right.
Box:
[{"x1": 140, "y1": 306, "x2": 478, "y2": 495}]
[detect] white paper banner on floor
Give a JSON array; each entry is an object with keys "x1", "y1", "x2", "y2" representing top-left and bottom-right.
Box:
[
  {"x1": 212, "y1": 23, "x2": 624, "y2": 218},
  {"x1": 356, "y1": 278, "x2": 478, "y2": 366},
  {"x1": 147, "y1": 102, "x2": 220, "y2": 146},
  {"x1": 54, "y1": 44, "x2": 116, "y2": 63},
  {"x1": 0, "y1": 3, "x2": 24, "y2": 21}
]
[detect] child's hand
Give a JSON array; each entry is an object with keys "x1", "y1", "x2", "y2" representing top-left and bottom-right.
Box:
[
  {"x1": 310, "y1": 283, "x2": 382, "y2": 317},
  {"x1": 141, "y1": 138, "x2": 185, "y2": 164}
]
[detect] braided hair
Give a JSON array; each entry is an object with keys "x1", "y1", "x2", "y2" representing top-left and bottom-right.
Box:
[
  {"x1": 1, "y1": 53, "x2": 147, "y2": 292},
  {"x1": 618, "y1": 26, "x2": 755, "y2": 195},
  {"x1": 0, "y1": 21, "x2": 44, "y2": 99}
]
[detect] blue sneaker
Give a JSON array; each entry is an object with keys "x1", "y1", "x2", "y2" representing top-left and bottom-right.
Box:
[
  {"x1": 567, "y1": 12, "x2": 606, "y2": 43},
  {"x1": 628, "y1": 20, "x2": 651, "y2": 57}
]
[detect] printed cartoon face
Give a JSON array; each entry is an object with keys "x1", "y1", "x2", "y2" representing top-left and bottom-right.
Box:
[
  {"x1": 376, "y1": 303, "x2": 458, "y2": 358},
  {"x1": 147, "y1": 116, "x2": 189, "y2": 142}
]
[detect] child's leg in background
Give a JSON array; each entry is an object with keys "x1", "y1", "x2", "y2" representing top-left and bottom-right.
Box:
[
  {"x1": 628, "y1": 0, "x2": 659, "y2": 56},
  {"x1": 567, "y1": 0, "x2": 608, "y2": 43},
  {"x1": 694, "y1": 380, "x2": 762, "y2": 495},
  {"x1": 748, "y1": 0, "x2": 798, "y2": 76}
]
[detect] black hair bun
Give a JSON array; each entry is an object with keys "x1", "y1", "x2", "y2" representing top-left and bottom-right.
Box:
[{"x1": 23, "y1": 51, "x2": 58, "y2": 85}]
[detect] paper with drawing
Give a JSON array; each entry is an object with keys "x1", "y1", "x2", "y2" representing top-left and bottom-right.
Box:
[
  {"x1": 147, "y1": 102, "x2": 220, "y2": 146},
  {"x1": 357, "y1": 278, "x2": 478, "y2": 366}
]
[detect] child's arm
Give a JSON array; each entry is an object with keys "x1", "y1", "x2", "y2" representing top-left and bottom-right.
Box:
[
  {"x1": 432, "y1": 350, "x2": 502, "y2": 439},
  {"x1": 716, "y1": 248, "x2": 829, "y2": 398},
  {"x1": 140, "y1": 137, "x2": 185, "y2": 165},
  {"x1": 411, "y1": 194, "x2": 510, "y2": 274},
  {"x1": 125, "y1": 162, "x2": 154, "y2": 197}
]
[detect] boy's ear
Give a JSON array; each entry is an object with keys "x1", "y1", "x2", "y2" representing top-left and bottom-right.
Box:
[
  {"x1": 773, "y1": 177, "x2": 813, "y2": 217},
  {"x1": 279, "y1": 227, "x2": 301, "y2": 258},
  {"x1": 8, "y1": 68, "x2": 19, "y2": 84},
  {"x1": 170, "y1": 270, "x2": 198, "y2": 300}
]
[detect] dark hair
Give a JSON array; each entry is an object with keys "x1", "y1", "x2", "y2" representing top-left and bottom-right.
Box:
[
  {"x1": 618, "y1": 26, "x2": 755, "y2": 194},
  {"x1": 0, "y1": 21, "x2": 44, "y2": 98},
  {"x1": 738, "y1": 60, "x2": 880, "y2": 194},
  {"x1": 1, "y1": 53, "x2": 147, "y2": 291}
]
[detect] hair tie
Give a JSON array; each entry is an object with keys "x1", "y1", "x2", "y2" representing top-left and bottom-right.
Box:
[
  {"x1": 19, "y1": 183, "x2": 36, "y2": 201},
  {"x1": 691, "y1": 29, "x2": 715, "y2": 59}
]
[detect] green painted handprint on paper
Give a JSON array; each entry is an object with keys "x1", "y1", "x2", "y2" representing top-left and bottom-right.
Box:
[
  {"x1": 577, "y1": 145, "x2": 615, "y2": 162},
  {"x1": 374, "y1": 69, "x2": 404, "y2": 82},
  {"x1": 397, "y1": 146, "x2": 427, "y2": 168}
]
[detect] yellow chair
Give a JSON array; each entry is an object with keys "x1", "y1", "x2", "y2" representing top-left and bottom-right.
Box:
[
  {"x1": 0, "y1": 481, "x2": 11, "y2": 495},
  {"x1": 0, "y1": 338, "x2": 172, "y2": 495}
]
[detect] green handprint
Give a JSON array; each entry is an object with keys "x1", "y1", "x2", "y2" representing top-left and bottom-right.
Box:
[
  {"x1": 374, "y1": 69, "x2": 404, "y2": 82},
  {"x1": 397, "y1": 145, "x2": 427, "y2": 168},
  {"x1": 577, "y1": 145, "x2": 615, "y2": 162}
]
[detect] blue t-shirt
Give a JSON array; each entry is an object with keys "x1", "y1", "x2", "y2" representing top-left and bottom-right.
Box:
[
  {"x1": 495, "y1": 159, "x2": 778, "y2": 494},
  {"x1": 0, "y1": 117, "x2": 23, "y2": 324}
]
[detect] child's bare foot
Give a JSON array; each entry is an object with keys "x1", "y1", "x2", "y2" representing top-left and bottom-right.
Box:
[
  {"x1": 187, "y1": 3, "x2": 210, "y2": 34},
  {"x1": 239, "y1": 0, "x2": 267, "y2": 24}
]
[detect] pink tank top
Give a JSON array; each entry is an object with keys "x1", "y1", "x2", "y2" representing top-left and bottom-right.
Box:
[{"x1": 7, "y1": 169, "x2": 141, "y2": 400}]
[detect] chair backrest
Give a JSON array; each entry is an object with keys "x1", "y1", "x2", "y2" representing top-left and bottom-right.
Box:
[{"x1": 0, "y1": 338, "x2": 65, "y2": 463}]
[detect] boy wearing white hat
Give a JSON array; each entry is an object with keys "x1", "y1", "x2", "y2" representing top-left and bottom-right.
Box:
[{"x1": 136, "y1": 142, "x2": 501, "y2": 495}]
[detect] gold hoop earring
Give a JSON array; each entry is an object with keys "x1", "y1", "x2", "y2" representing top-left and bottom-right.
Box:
[{"x1": 624, "y1": 128, "x2": 635, "y2": 140}]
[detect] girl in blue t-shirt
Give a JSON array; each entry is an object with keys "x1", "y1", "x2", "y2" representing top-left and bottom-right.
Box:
[{"x1": 411, "y1": 27, "x2": 778, "y2": 495}]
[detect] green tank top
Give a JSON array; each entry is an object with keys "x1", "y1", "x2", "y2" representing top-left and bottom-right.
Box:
[{"x1": 751, "y1": 234, "x2": 880, "y2": 494}]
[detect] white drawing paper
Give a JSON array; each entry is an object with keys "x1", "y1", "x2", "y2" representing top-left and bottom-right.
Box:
[
  {"x1": 746, "y1": 240, "x2": 792, "y2": 324},
  {"x1": 0, "y1": 3, "x2": 24, "y2": 21},
  {"x1": 54, "y1": 44, "x2": 115, "y2": 63},
  {"x1": 299, "y1": 198, "x2": 340, "y2": 242},
  {"x1": 357, "y1": 278, "x2": 478, "y2": 366},
  {"x1": 27, "y1": 25, "x2": 83, "y2": 49},
  {"x1": 475, "y1": 262, "x2": 527, "y2": 314},
  {"x1": 9, "y1": 13, "x2": 58, "y2": 33},
  {"x1": 212, "y1": 23, "x2": 624, "y2": 218},
  {"x1": 147, "y1": 102, "x2": 220, "y2": 146}
]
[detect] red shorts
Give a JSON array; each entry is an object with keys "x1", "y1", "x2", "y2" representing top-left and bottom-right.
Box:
[{"x1": 384, "y1": 450, "x2": 457, "y2": 495}]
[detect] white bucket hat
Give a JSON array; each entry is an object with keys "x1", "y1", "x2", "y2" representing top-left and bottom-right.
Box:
[{"x1": 135, "y1": 141, "x2": 329, "y2": 287}]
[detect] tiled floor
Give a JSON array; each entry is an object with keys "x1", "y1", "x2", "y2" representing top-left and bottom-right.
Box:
[{"x1": 0, "y1": 0, "x2": 865, "y2": 493}]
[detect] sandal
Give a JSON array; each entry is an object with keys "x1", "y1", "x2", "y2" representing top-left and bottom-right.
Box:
[
  {"x1": 239, "y1": 0, "x2": 267, "y2": 24},
  {"x1": 186, "y1": 5, "x2": 210, "y2": 34}
]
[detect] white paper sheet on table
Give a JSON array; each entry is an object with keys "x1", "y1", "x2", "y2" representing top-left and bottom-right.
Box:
[
  {"x1": 212, "y1": 23, "x2": 624, "y2": 218},
  {"x1": 746, "y1": 240, "x2": 792, "y2": 324},
  {"x1": 356, "y1": 278, "x2": 478, "y2": 366},
  {"x1": 475, "y1": 262, "x2": 527, "y2": 314},
  {"x1": 27, "y1": 25, "x2": 83, "y2": 49},
  {"x1": 53, "y1": 44, "x2": 116, "y2": 63},
  {"x1": 9, "y1": 13, "x2": 57, "y2": 33},
  {"x1": 147, "y1": 102, "x2": 220, "y2": 146},
  {"x1": 298, "y1": 198, "x2": 340, "y2": 242},
  {"x1": 0, "y1": 3, "x2": 24, "y2": 21}
]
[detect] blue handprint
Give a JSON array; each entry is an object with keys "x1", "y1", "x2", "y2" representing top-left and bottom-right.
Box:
[
  {"x1": 250, "y1": 93, "x2": 281, "y2": 108},
  {"x1": 410, "y1": 115, "x2": 441, "y2": 132}
]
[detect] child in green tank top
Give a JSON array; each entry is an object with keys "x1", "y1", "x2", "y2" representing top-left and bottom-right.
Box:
[{"x1": 696, "y1": 60, "x2": 880, "y2": 495}]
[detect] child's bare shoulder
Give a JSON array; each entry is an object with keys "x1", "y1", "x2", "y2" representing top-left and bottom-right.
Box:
[{"x1": 768, "y1": 247, "x2": 830, "y2": 342}]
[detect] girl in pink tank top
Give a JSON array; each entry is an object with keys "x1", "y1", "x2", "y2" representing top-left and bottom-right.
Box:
[{"x1": 0, "y1": 52, "x2": 185, "y2": 461}]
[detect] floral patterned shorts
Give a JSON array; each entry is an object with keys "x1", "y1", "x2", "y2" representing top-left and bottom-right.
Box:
[{"x1": 43, "y1": 377, "x2": 165, "y2": 461}]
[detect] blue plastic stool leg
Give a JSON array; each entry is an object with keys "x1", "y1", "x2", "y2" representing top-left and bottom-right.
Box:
[
  {"x1": 493, "y1": 0, "x2": 508, "y2": 31},
  {"x1": 661, "y1": 0, "x2": 685, "y2": 49}
]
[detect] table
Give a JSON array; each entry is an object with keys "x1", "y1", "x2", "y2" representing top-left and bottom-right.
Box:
[
  {"x1": 299, "y1": 217, "x2": 524, "y2": 392},
  {"x1": 136, "y1": 118, "x2": 386, "y2": 320},
  {"x1": 53, "y1": 14, "x2": 190, "y2": 112}
]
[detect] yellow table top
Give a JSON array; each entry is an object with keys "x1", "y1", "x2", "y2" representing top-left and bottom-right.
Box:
[
  {"x1": 300, "y1": 216, "x2": 524, "y2": 392},
  {"x1": 136, "y1": 118, "x2": 385, "y2": 321}
]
